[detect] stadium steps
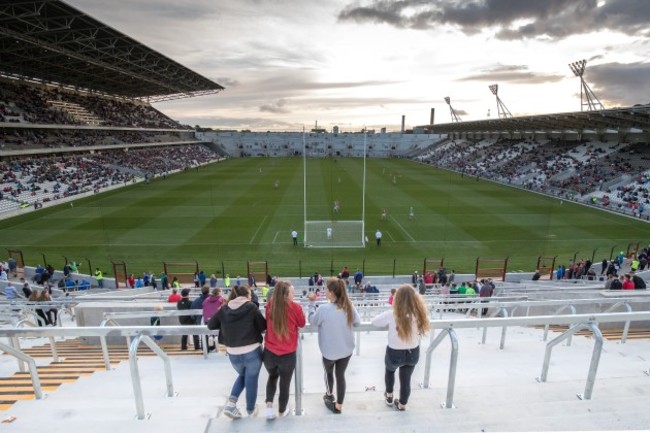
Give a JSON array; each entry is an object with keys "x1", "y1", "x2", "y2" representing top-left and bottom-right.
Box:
[
  {"x1": 202, "y1": 376, "x2": 650, "y2": 433},
  {"x1": 535, "y1": 325, "x2": 650, "y2": 341},
  {"x1": 2, "y1": 326, "x2": 649, "y2": 432},
  {"x1": 0, "y1": 339, "x2": 204, "y2": 411}
]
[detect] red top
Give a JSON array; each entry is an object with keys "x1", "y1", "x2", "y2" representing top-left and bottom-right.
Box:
[
  {"x1": 168, "y1": 292, "x2": 182, "y2": 303},
  {"x1": 622, "y1": 280, "x2": 635, "y2": 290},
  {"x1": 264, "y1": 300, "x2": 306, "y2": 355}
]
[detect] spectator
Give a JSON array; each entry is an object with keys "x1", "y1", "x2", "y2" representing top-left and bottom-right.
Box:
[
  {"x1": 631, "y1": 272, "x2": 647, "y2": 289},
  {"x1": 263, "y1": 281, "x2": 306, "y2": 419},
  {"x1": 177, "y1": 288, "x2": 199, "y2": 351},
  {"x1": 388, "y1": 288, "x2": 396, "y2": 305},
  {"x1": 371, "y1": 284, "x2": 430, "y2": 411},
  {"x1": 22, "y1": 281, "x2": 32, "y2": 298},
  {"x1": 353, "y1": 269, "x2": 363, "y2": 287},
  {"x1": 308, "y1": 278, "x2": 360, "y2": 414},
  {"x1": 207, "y1": 285, "x2": 266, "y2": 419},
  {"x1": 167, "y1": 288, "x2": 181, "y2": 303},
  {"x1": 622, "y1": 275, "x2": 635, "y2": 290},
  {"x1": 29, "y1": 290, "x2": 49, "y2": 326},
  {"x1": 94, "y1": 268, "x2": 104, "y2": 288},
  {"x1": 202, "y1": 288, "x2": 226, "y2": 323},
  {"x1": 38, "y1": 289, "x2": 57, "y2": 325},
  {"x1": 4, "y1": 282, "x2": 20, "y2": 299},
  {"x1": 191, "y1": 285, "x2": 210, "y2": 324}
]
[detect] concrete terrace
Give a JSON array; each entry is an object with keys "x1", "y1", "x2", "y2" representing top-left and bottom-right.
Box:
[{"x1": 1, "y1": 306, "x2": 650, "y2": 433}]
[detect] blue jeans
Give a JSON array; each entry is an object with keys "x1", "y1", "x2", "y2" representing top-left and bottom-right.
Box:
[{"x1": 228, "y1": 346, "x2": 263, "y2": 413}]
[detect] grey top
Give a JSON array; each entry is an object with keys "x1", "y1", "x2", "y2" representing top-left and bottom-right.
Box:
[{"x1": 309, "y1": 301, "x2": 360, "y2": 360}]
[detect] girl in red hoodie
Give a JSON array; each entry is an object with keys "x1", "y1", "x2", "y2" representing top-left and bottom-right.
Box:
[{"x1": 263, "y1": 280, "x2": 306, "y2": 419}]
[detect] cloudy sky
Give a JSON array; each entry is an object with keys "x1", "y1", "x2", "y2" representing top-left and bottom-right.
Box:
[{"x1": 67, "y1": 0, "x2": 650, "y2": 132}]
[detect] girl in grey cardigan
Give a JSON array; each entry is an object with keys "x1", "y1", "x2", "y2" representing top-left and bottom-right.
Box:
[{"x1": 309, "y1": 277, "x2": 360, "y2": 414}]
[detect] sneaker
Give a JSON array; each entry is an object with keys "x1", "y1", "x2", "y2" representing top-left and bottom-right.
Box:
[
  {"x1": 265, "y1": 407, "x2": 276, "y2": 420},
  {"x1": 325, "y1": 399, "x2": 341, "y2": 414},
  {"x1": 323, "y1": 393, "x2": 335, "y2": 404},
  {"x1": 393, "y1": 399, "x2": 405, "y2": 411},
  {"x1": 223, "y1": 405, "x2": 242, "y2": 419},
  {"x1": 279, "y1": 408, "x2": 291, "y2": 417},
  {"x1": 384, "y1": 392, "x2": 394, "y2": 406}
]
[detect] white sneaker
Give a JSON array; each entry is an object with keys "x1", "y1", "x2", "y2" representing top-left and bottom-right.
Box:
[
  {"x1": 223, "y1": 404, "x2": 242, "y2": 419},
  {"x1": 265, "y1": 407, "x2": 276, "y2": 420},
  {"x1": 280, "y1": 408, "x2": 292, "y2": 417}
]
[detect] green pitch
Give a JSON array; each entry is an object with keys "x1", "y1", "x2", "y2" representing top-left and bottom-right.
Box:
[{"x1": 1, "y1": 157, "x2": 648, "y2": 278}]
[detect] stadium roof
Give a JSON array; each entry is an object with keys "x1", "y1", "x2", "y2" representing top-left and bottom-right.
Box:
[
  {"x1": 0, "y1": 0, "x2": 224, "y2": 102},
  {"x1": 422, "y1": 104, "x2": 650, "y2": 141}
]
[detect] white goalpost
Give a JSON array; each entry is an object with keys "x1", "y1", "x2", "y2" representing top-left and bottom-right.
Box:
[{"x1": 303, "y1": 132, "x2": 367, "y2": 248}]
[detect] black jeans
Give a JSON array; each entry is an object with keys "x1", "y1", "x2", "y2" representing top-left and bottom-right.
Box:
[
  {"x1": 264, "y1": 349, "x2": 297, "y2": 413},
  {"x1": 385, "y1": 346, "x2": 420, "y2": 405},
  {"x1": 322, "y1": 355, "x2": 351, "y2": 404},
  {"x1": 181, "y1": 323, "x2": 200, "y2": 350}
]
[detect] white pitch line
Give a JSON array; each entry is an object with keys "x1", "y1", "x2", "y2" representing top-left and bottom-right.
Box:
[
  {"x1": 272, "y1": 231, "x2": 279, "y2": 244},
  {"x1": 385, "y1": 230, "x2": 395, "y2": 241},
  {"x1": 249, "y1": 215, "x2": 268, "y2": 244},
  {"x1": 390, "y1": 215, "x2": 415, "y2": 241}
]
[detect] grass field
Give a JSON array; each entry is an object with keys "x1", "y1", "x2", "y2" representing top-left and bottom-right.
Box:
[{"x1": 1, "y1": 157, "x2": 649, "y2": 279}]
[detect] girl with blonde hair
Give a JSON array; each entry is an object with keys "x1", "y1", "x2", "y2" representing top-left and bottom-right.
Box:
[
  {"x1": 372, "y1": 284, "x2": 430, "y2": 411},
  {"x1": 309, "y1": 277, "x2": 360, "y2": 414},
  {"x1": 263, "y1": 280, "x2": 306, "y2": 419}
]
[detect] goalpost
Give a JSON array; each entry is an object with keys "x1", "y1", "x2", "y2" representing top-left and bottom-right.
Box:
[{"x1": 303, "y1": 132, "x2": 367, "y2": 248}]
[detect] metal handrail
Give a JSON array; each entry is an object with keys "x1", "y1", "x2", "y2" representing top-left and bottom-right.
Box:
[
  {"x1": 543, "y1": 304, "x2": 577, "y2": 345},
  {"x1": 603, "y1": 301, "x2": 633, "y2": 343},
  {"x1": 295, "y1": 311, "x2": 650, "y2": 415},
  {"x1": 99, "y1": 309, "x2": 208, "y2": 369},
  {"x1": 2, "y1": 311, "x2": 650, "y2": 420},
  {"x1": 129, "y1": 334, "x2": 174, "y2": 420}
]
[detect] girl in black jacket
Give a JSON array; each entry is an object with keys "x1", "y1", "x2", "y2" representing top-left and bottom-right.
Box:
[{"x1": 208, "y1": 285, "x2": 266, "y2": 419}]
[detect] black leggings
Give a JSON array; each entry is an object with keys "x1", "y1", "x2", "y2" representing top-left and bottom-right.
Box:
[
  {"x1": 322, "y1": 355, "x2": 351, "y2": 404},
  {"x1": 35, "y1": 309, "x2": 50, "y2": 326},
  {"x1": 264, "y1": 349, "x2": 296, "y2": 413}
]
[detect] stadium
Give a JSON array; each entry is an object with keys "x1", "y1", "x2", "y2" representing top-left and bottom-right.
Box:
[{"x1": 1, "y1": 1, "x2": 650, "y2": 432}]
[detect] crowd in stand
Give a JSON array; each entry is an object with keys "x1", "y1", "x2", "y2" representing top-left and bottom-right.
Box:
[
  {"x1": 417, "y1": 138, "x2": 650, "y2": 218},
  {"x1": 0, "y1": 128, "x2": 187, "y2": 150},
  {"x1": 0, "y1": 79, "x2": 187, "y2": 129},
  {"x1": 0, "y1": 144, "x2": 218, "y2": 210}
]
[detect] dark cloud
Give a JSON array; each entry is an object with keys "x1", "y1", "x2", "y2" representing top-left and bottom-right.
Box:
[
  {"x1": 260, "y1": 99, "x2": 291, "y2": 114},
  {"x1": 587, "y1": 62, "x2": 650, "y2": 107},
  {"x1": 459, "y1": 64, "x2": 564, "y2": 84},
  {"x1": 338, "y1": 0, "x2": 650, "y2": 40}
]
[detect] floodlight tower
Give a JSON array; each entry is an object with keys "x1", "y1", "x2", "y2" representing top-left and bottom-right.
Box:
[
  {"x1": 488, "y1": 84, "x2": 512, "y2": 119},
  {"x1": 444, "y1": 96, "x2": 462, "y2": 123},
  {"x1": 568, "y1": 59, "x2": 604, "y2": 111}
]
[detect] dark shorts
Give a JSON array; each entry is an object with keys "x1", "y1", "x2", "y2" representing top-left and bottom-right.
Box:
[{"x1": 385, "y1": 345, "x2": 420, "y2": 371}]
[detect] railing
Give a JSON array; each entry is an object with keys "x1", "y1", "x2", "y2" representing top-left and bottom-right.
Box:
[
  {"x1": 295, "y1": 311, "x2": 650, "y2": 414},
  {"x1": 0, "y1": 325, "x2": 212, "y2": 420},
  {"x1": 99, "y1": 309, "x2": 209, "y2": 370},
  {"x1": 2, "y1": 311, "x2": 650, "y2": 420}
]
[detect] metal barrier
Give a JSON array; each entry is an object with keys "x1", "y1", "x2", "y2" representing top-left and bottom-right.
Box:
[
  {"x1": 0, "y1": 325, "x2": 212, "y2": 420},
  {"x1": 2, "y1": 311, "x2": 650, "y2": 419},
  {"x1": 295, "y1": 311, "x2": 650, "y2": 415},
  {"x1": 99, "y1": 310, "x2": 209, "y2": 370}
]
